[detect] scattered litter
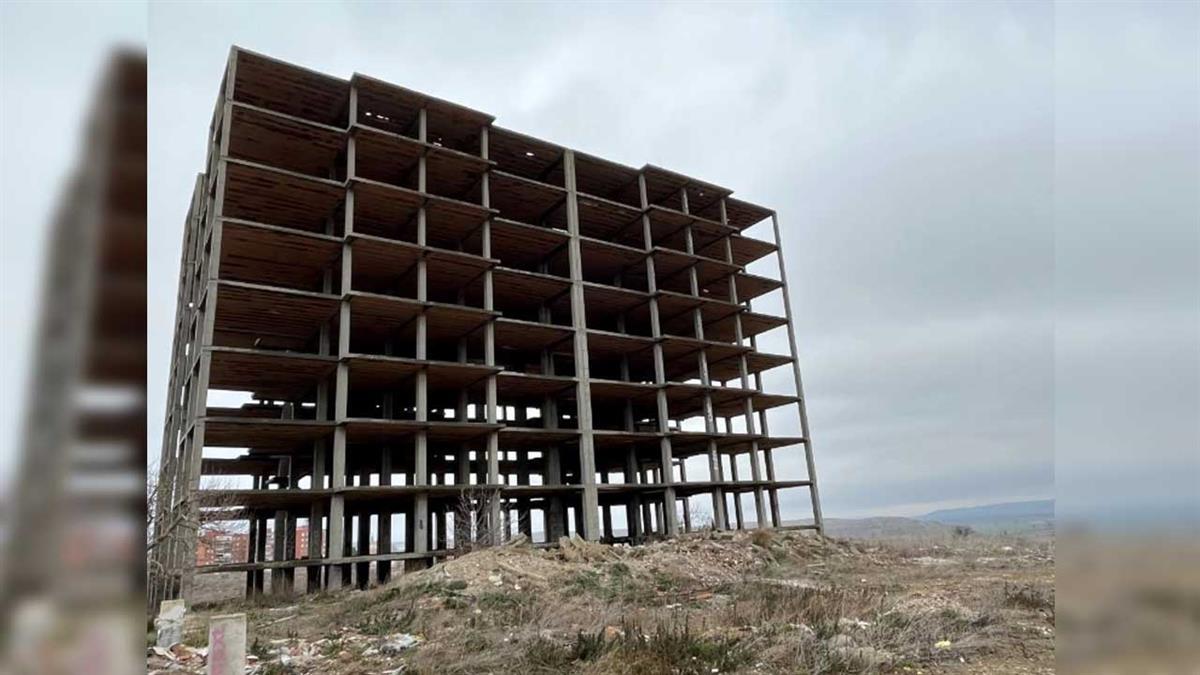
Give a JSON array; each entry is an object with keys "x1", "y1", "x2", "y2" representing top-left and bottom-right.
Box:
[{"x1": 380, "y1": 633, "x2": 420, "y2": 655}]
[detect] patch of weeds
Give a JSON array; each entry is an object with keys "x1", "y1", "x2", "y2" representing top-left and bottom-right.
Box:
[
  {"x1": 521, "y1": 637, "x2": 575, "y2": 672},
  {"x1": 382, "y1": 579, "x2": 462, "y2": 603},
  {"x1": 259, "y1": 662, "x2": 296, "y2": 675},
  {"x1": 564, "y1": 564, "x2": 683, "y2": 606},
  {"x1": 649, "y1": 568, "x2": 681, "y2": 593},
  {"x1": 770, "y1": 545, "x2": 793, "y2": 564},
  {"x1": 729, "y1": 581, "x2": 879, "y2": 636},
  {"x1": 565, "y1": 569, "x2": 605, "y2": 596},
  {"x1": 1002, "y1": 582, "x2": 1054, "y2": 612},
  {"x1": 478, "y1": 590, "x2": 536, "y2": 623},
  {"x1": 319, "y1": 638, "x2": 343, "y2": 658},
  {"x1": 864, "y1": 604, "x2": 994, "y2": 666},
  {"x1": 249, "y1": 636, "x2": 270, "y2": 660},
  {"x1": 609, "y1": 619, "x2": 750, "y2": 675},
  {"x1": 355, "y1": 602, "x2": 417, "y2": 636},
  {"x1": 182, "y1": 624, "x2": 208, "y2": 648},
  {"x1": 461, "y1": 630, "x2": 492, "y2": 652},
  {"x1": 751, "y1": 529, "x2": 774, "y2": 548}
]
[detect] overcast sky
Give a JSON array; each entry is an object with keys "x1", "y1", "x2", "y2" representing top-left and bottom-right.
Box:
[{"x1": 3, "y1": 2, "x2": 1194, "y2": 525}]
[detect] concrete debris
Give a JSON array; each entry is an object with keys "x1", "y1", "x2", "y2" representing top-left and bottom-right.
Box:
[
  {"x1": 558, "y1": 535, "x2": 618, "y2": 563},
  {"x1": 206, "y1": 613, "x2": 246, "y2": 675},
  {"x1": 146, "y1": 642, "x2": 207, "y2": 671},
  {"x1": 155, "y1": 599, "x2": 187, "y2": 648}
]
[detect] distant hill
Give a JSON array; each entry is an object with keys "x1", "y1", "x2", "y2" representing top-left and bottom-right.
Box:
[
  {"x1": 821, "y1": 516, "x2": 958, "y2": 540},
  {"x1": 799, "y1": 500, "x2": 1056, "y2": 541},
  {"x1": 919, "y1": 499, "x2": 1054, "y2": 534}
]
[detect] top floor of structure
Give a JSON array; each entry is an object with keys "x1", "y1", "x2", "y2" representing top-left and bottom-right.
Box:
[{"x1": 206, "y1": 46, "x2": 777, "y2": 233}]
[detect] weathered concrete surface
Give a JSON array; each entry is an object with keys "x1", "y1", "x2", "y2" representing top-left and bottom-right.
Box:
[
  {"x1": 206, "y1": 613, "x2": 246, "y2": 675},
  {"x1": 155, "y1": 599, "x2": 187, "y2": 647}
]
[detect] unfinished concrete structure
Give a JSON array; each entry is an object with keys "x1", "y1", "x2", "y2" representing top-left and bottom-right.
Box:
[
  {"x1": 4, "y1": 51, "x2": 146, "y2": 637},
  {"x1": 151, "y1": 47, "x2": 822, "y2": 605}
]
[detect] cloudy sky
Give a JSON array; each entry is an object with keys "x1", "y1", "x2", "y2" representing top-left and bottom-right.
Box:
[{"x1": 2, "y1": 2, "x2": 1194, "y2": 525}]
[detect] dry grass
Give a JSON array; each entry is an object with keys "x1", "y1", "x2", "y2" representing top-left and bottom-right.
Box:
[{"x1": 155, "y1": 530, "x2": 1055, "y2": 675}]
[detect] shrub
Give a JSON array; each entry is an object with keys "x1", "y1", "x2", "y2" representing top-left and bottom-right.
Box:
[{"x1": 751, "y1": 529, "x2": 774, "y2": 548}]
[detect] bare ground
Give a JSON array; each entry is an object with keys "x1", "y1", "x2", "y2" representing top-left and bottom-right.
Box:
[{"x1": 149, "y1": 529, "x2": 1054, "y2": 674}]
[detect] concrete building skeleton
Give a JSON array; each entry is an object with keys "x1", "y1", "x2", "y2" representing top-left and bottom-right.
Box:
[
  {"x1": 3, "y1": 52, "x2": 146, "y2": 629},
  {"x1": 151, "y1": 47, "x2": 823, "y2": 605}
]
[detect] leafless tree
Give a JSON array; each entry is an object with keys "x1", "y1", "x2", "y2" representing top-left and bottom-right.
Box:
[
  {"x1": 453, "y1": 486, "x2": 505, "y2": 553},
  {"x1": 146, "y1": 461, "x2": 240, "y2": 606}
]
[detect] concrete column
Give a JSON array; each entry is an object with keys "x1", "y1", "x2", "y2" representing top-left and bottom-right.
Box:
[
  {"x1": 253, "y1": 515, "x2": 266, "y2": 594},
  {"x1": 770, "y1": 213, "x2": 824, "y2": 533},
  {"x1": 283, "y1": 456, "x2": 299, "y2": 590},
  {"x1": 377, "y1": 450, "x2": 392, "y2": 583},
  {"x1": 516, "y1": 449, "x2": 532, "y2": 535},
  {"x1": 562, "y1": 150, "x2": 601, "y2": 541},
  {"x1": 600, "y1": 473, "x2": 613, "y2": 540},
  {"x1": 480, "y1": 127, "x2": 503, "y2": 544},
  {"x1": 356, "y1": 468, "x2": 370, "y2": 589},
  {"x1": 271, "y1": 458, "x2": 290, "y2": 595},
  {"x1": 308, "y1": 440, "x2": 326, "y2": 592},
  {"x1": 327, "y1": 111, "x2": 355, "y2": 586},
  {"x1": 412, "y1": 107, "x2": 430, "y2": 559},
  {"x1": 244, "y1": 508, "x2": 258, "y2": 597},
  {"x1": 177, "y1": 86, "x2": 233, "y2": 602},
  {"x1": 341, "y1": 510, "x2": 353, "y2": 584},
  {"x1": 623, "y1": 447, "x2": 642, "y2": 540},
  {"x1": 718, "y1": 201, "x2": 769, "y2": 529},
  {"x1": 678, "y1": 460, "x2": 692, "y2": 532},
  {"x1": 326, "y1": 429, "x2": 347, "y2": 588},
  {"x1": 636, "y1": 173, "x2": 679, "y2": 538},
  {"x1": 729, "y1": 456, "x2": 744, "y2": 530},
  {"x1": 544, "y1": 446, "x2": 566, "y2": 540},
  {"x1": 540, "y1": 347, "x2": 567, "y2": 541},
  {"x1": 180, "y1": 278, "x2": 219, "y2": 600},
  {"x1": 454, "y1": 447, "x2": 470, "y2": 548}
]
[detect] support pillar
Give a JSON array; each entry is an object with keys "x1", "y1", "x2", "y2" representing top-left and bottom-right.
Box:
[{"x1": 377, "y1": 450, "x2": 392, "y2": 583}]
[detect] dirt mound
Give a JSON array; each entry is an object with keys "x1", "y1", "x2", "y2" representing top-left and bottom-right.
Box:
[
  {"x1": 390, "y1": 528, "x2": 852, "y2": 600},
  {"x1": 153, "y1": 530, "x2": 1056, "y2": 674}
]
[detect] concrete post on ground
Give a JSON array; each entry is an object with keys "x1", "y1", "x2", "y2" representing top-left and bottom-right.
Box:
[
  {"x1": 206, "y1": 613, "x2": 246, "y2": 675},
  {"x1": 154, "y1": 599, "x2": 186, "y2": 648}
]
